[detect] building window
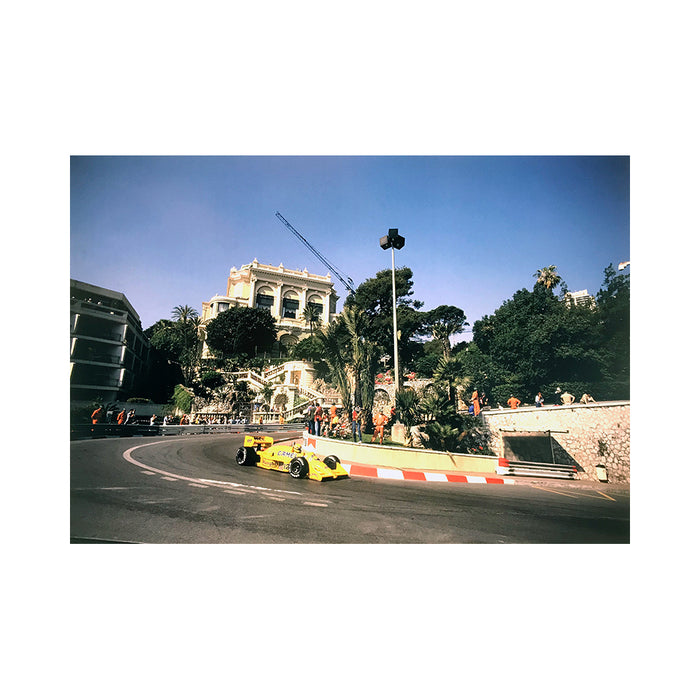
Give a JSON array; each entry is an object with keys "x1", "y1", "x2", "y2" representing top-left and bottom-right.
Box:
[
  {"x1": 282, "y1": 297, "x2": 299, "y2": 319},
  {"x1": 256, "y1": 294, "x2": 274, "y2": 310},
  {"x1": 217, "y1": 302, "x2": 230, "y2": 313}
]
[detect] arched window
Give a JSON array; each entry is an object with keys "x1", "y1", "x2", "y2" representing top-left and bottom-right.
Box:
[
  {"x1": 282, "y1": 290, "x2": 299, "y2": 319},
  {"x1": 307, "y1": 293, "x2": 324, "y2": 318},
  {"x1": 256, "y1": 286, "x2": 275, "y2": 311}
]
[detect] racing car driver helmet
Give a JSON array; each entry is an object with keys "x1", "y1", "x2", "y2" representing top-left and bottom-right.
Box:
[{"x1": 292, "y1": 443, "x2": 302, "y2": 453}]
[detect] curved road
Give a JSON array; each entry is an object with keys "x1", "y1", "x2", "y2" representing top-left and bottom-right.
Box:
[{"x1": 70, "y1": 432, "x2": 630, "y2": 543}]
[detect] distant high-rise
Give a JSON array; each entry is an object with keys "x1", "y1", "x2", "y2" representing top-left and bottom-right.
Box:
[{"x1": 564, "y1": 289, "x2": 596, "y2": 308}]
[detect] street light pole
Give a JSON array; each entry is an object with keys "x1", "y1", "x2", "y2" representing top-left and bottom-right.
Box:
[
  {"x1": 390, "y1": 245, "x2": 400, "y2": 397},
  {"x1": 380, "y1": 228, "x2": 405, "y2": 399}
]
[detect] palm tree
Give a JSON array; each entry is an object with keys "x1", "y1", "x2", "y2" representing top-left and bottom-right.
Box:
[
  {"x1": 433, "y1": 355, "x2": 471, "y2": 409},
  {"x1": 302, "y1": 304, "x2": 322, "y2": 336},
  {"x1": 171, "y1": 305, "x2": 202, "y2": 385},
  {"x1": 171, "y1": 304, "x2": 199, "y2": 323},
  {"x1": 341, "y1": 306, "x2": 380, "y2": 426},
  {"x1": 315, "y1": 319, "x2": 353, "y2": 416},
  {"x1": 533, "y1": 266, "x2": 562, "y2": 290},
  {"x1": 260, "y1": 382, "x2": 275, "y2": 411}
]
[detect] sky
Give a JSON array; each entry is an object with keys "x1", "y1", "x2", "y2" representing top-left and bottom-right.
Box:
[{"x1": 70, "y1": 155, "x2": 629, "y2": 342}]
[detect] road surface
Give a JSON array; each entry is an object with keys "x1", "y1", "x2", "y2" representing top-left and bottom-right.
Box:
[{"x1": 70, "y1": 432, "x2": 630, "y2": 543}]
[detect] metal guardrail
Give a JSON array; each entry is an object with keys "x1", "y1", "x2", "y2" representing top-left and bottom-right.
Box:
[
  {"x1": 496, "y1": 458, "x2": 578, "y2": 480},
  {"x1": 70, "y1": 422, "x2": 305, "y2": 441}
]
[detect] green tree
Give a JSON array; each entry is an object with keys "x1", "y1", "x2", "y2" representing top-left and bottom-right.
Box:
[
  {"x1": 424, "y1": 304, "x2": 469, "y2": 359},
  {"x1": 171, "y1": 384, "x2": 194, "y2": 413},
  {"x1": 205, "y1": 306, "x2": 276, "y2": 359},
  {"x1": 289, "y1": 334, "x2": 331, "y2": 382},
  {"x1": 346, "y1": 266, "x2": 426, "y2": 375},
  {"x1": 595, "y1": 264, "x2": 630, "y2": 399},
  {"x1": 471, "y1": 281, "x2": 604, "y2": 404},
  {"x1": 469, "y1": 264, "x2": 631, "y2": 404},
  {"x1": 148, "y1": 313, "x2": 201, "y2": 386}
]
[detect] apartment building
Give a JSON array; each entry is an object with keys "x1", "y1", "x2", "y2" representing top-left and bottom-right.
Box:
[{"x1": 70, "y1": 279, "x2": 151, "y2": 401}]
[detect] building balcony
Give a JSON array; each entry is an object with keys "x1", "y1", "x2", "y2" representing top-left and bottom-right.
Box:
[{"x1": 71, "y1": 353, "x2": 123, "y2": 366}]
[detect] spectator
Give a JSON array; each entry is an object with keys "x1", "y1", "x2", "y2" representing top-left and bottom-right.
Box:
[
  {"x1": 560, "y1": 390, "x2": 575, "y2": 405},
  {"x1": 535, "y1": 391, "x2": 544, "y2": 407},
  {"x1": 580, "y1": 392, "x2": 596, "y2": 404},
  {"x1": 124, "y1": 409, "x2": 136, "y2": 425},
  {"x1": 91, "y1": 405, "x2": 104, "y2": 425},
  {"x1": 351, "y1": 406, "x2": 362, "y2": 443},
  {"x1": 150, "y1": 414, "x2": 157, "y2": 426},
  {"x1": 507, "y1": 395, "x2": 521, "y2": 410},
  {"x1": 371, "y1": 411, "x2": 389, "y2": 444},
  {"x1": 314, "y1": 403, "x2": 323, "y2": 436},
  {"x1": 471, "y1": 389, "x2": 481, "y2": 416},
  {"x1": 305, "y1": 403, "x2": 315, "y2": 434}
]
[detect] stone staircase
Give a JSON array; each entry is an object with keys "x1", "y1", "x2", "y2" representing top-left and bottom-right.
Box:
[{"x1": 221, "y1": 365, "x2": 342, "y2": 422}]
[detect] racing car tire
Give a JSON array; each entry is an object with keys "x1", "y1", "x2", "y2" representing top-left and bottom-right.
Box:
[
  {"x1": 236, "y1": 446, "x2": 257, "y2": 466},
  {"x1": 323, "y1": 455, "x2": 341, "y2": 470},
  {"x1": 289, "y1": 457, "x2": 309, "y2": 479}
]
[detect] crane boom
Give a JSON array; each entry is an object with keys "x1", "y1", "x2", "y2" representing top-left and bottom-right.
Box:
[{"x1": 275, "y1": 211, "x2": 355, "y2": 293}]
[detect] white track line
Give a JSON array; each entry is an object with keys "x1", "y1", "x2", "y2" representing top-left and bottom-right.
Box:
[{"x1": 122, "y1": 443, "x2": 303, "y2": 497}]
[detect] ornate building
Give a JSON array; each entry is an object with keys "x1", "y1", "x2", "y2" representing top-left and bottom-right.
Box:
[{"x1": 201, "y1": 259, "x2": 338, "y2": 356}]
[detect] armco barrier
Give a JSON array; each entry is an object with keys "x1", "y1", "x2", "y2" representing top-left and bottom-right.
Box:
[
  {"x1": 496, "y1": 457, "x2": 578, "y2": 480},
  {"x1": 302, "y1": 432, "x2": 501, "y2": 476},
  {"x1": 71, "y1": 422, "x2": 304, "y2": 441}
]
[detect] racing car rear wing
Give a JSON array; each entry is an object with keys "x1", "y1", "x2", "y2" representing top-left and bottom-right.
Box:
[{"x1": 243, "y1": 435, "x2": 275, "y2": 450}]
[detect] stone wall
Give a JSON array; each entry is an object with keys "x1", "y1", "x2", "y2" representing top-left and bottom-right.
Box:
[{"x1": 480, "y1": 401, "x2": 630, "y2": 483}]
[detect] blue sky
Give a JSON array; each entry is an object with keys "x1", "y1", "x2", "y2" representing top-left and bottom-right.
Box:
[{"x1": 70, "y1": 155, "x2": 629, "y2": 341}]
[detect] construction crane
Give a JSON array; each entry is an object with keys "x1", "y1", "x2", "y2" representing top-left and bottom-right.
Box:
[{"x1": 275, "y1": 211, "x2": 356, "y2": 294}]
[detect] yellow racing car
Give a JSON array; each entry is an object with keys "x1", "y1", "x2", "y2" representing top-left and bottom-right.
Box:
[{"x1": 235, "y1": 435, "x2": 349, "y2": 481}]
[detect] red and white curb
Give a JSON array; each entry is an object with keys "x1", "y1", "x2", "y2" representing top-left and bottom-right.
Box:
[
  {"x1": 346, "y1": 463, "x2": 515, "y2": 484},
  {"x1": 303, "y1": 437, "x2": 514, "y2": 485}
]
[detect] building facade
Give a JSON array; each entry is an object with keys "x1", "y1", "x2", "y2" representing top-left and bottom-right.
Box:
[
  {"x1": 201, "y1": 260, "x2": 338, "y2": 355},
  {"x1": 70, "y1": 279, "x2": 151, "y2": 401},
  {"x1": 564, "y1": 289, "x2": 596, "y2": 307}
]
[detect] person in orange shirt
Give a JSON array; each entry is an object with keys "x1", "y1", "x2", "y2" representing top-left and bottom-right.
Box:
[
  {"x1": 507, "y1": 395, "x2": 521, "y2": 409},
  {"x1": 371, "y1": 411, "x2": 388, "y2": 444},
  {"x1": 91, "y1": 406, "x2": 104, "y2": 425},
  {"x1": 470, "y1": 389, "x2": 481, "y2": 416},
  {"x1": 116, "y1": 409, "x2": 126, "y2": 425}
]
